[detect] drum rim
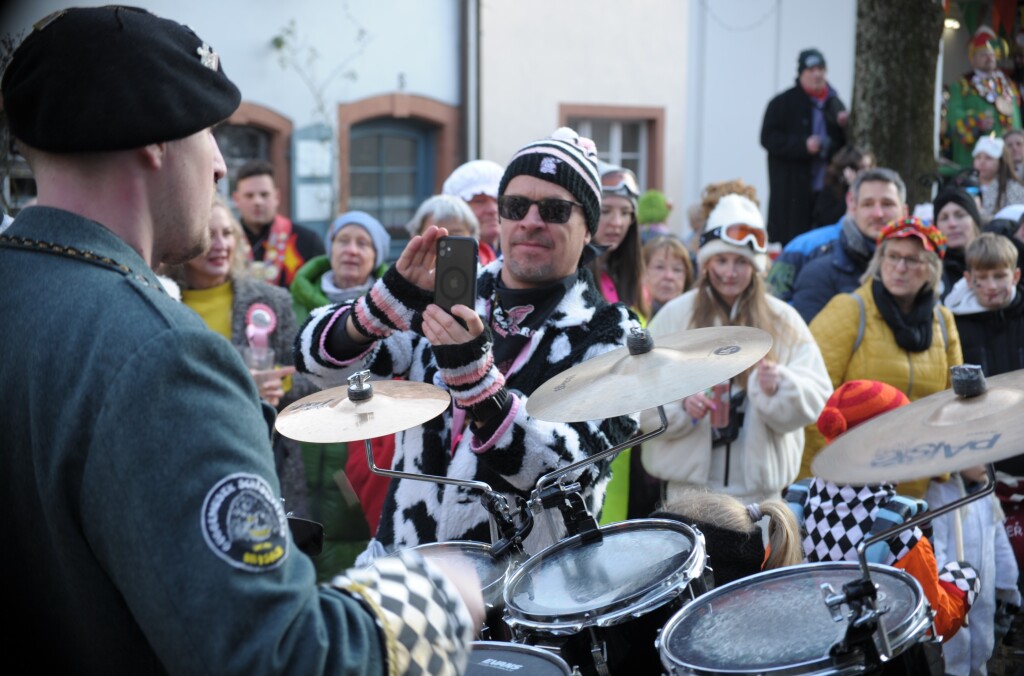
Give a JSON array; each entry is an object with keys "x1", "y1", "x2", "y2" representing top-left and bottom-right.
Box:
[
  {"x1": 658, "y1": 561, "x2": 930, "y2": 672},
  {"x1": 468, "y1": 640, "x2": 572, "y2": 673},
  {"x1": 503, "y1": 518, "x2": 705, "y2": 630},
  {"x1": 405, "y1": 540, "x2": 515, "y2": 594}
]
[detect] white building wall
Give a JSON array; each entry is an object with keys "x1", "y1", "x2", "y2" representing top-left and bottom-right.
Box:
[
  {"x1": 682, "y1": 0, "x2": 857, "y2": 238},
  {"x1": 1, "y1": 0, "x2": 461, "y2": 130},
  {"x1": 479, "y1": 0, "x2": 690, "y2": 231}
]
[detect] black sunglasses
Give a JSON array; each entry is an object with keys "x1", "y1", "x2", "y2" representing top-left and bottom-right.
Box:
[{"x1": 498, "y1": 195, "x2": 583, "y2": 224}]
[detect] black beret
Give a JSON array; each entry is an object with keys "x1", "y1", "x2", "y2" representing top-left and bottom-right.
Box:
[{"x1": 2, "y1": 6, "x2": 241, "y2": 153}]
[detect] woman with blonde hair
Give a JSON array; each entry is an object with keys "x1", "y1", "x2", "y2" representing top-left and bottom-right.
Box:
[
  {"x1": 802, "y1": 218, "x2": 962, "y2": 497},
  {"x1": 640, "y1": 193, "x2": 831, "y2": 506},
  {"x1": 171, "y1": 195, "x2": 310, "y2": 518},
  {"x1": 642, "y1": 235, "x2": 695, "y2": 317},
  {"x1": 652, "y1": 489, "x2": 803, "y2": 586}
]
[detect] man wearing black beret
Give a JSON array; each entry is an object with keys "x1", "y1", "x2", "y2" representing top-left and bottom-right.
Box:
[{"x1": 0, "y1": 6, "x2": 478, "y2": 673}]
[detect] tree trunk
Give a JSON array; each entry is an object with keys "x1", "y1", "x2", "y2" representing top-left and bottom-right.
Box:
[{"x1": 851, "y1": 0, "x2": 945, "y2": 208}]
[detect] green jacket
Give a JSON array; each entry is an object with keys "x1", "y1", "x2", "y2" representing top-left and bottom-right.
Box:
[
  {"x1": 0, "y1": 209, "x2": 384, "y2": 672},
  {"x1": 290, "y1": 255, "x2": 389, "y2": 579}
]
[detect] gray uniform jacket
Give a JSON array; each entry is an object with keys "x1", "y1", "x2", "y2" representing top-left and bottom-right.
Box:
[{"x1": 0, "y1": 208, "x2": 386, "y2": 673}]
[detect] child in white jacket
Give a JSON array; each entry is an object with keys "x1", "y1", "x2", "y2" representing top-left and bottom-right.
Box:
[{"x1": 926, "y1": 469, "x2": 1021, "y2": 676}]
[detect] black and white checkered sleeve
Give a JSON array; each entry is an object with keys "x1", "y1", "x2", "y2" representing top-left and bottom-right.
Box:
[
  {"x1": 330, "y1": 551, "x2": 475, "y2": 675},
  {"x1": 938, "y1": 560, "x2": 981, "y2": 610}
]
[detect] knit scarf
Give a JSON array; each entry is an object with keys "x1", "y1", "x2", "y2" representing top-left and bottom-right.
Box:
[
  {"x1": 871, "y1": 279, "x2": 935, "y2": 352},
  {"x1": 840, "y1": 216, "x2": 875, "y2": 267}
]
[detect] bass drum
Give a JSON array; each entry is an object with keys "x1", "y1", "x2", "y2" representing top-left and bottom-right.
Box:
[
  {"x1": 658, "y1": 562, "x2": 936, "y2": 675},
  {"x1": 405, "y1": 540, "x2": 523, "y2": 642},
  {"x1": 466, "y1": 641, "x2": 572, "y2": 676},
  {"x1": 503, "y1": 519, "x2": 707, "y2": 676}
]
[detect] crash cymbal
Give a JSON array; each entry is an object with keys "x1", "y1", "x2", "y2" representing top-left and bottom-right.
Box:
[
  {"x1": 526, "y1": 326, "x2": 773, "y2": 423},
  {"x1": 812, "y1": 369, "x2": 1024, "y2": 484},
  {"x1": 275, "y1": 378, "x2": 450, "y2": 444}
]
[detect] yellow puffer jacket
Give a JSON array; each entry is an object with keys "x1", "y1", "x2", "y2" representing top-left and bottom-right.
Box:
[{"x1": 800, "y1": 281, "x2": 963, "y2": 496}]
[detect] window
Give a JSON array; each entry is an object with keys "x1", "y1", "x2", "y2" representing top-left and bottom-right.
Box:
[
  {"x1": 562, "y1": 105, "x2": 665, "y2": 191},
  {"x1": 214, "y1": 124, "x2": 272, "y2": 195},
  {"x1": 569, "y1": 118, "x2": 648, "y2": 187},
  {"x1": 1, "y1": 150, "x2": 36, "y2": 214},
  {"x1": 349, "y1": 121, "x2": 435, "y2": 260}
]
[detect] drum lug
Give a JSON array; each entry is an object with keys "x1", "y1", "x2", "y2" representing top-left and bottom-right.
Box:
[{"x1": 586, "y1": 626, "x2": 611, "y2": 676}]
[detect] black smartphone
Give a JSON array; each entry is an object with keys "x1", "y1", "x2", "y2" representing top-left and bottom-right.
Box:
[{"x1": 434, "y1": 236, "x2": 478, "y2": 326}]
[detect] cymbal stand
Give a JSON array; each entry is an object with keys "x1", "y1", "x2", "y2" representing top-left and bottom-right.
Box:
[
  {"x1": 348, "y1": 371, "x2": 532, "y2": 557},
  {"x1": 529, "y1": 406, "x2": 669, "y2": 542},
  {"x1": 825, "y1": 465, "x2": 994, "y2": 668}
]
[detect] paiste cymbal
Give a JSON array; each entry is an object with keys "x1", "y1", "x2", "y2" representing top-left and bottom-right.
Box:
[
  {"x1": 526, "y1": 326, "x2": 773, "y2": 423},
  {"x1": 812, "y1": 370, "x2": 1024, "y2": 484},
  {"x1": 275, "y1": 379, "x2": 451, "y2": 444}
]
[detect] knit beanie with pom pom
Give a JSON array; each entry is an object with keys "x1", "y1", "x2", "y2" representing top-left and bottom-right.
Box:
[{"x1": 816, "y1": 380, "x2": 910, "y2": 443}]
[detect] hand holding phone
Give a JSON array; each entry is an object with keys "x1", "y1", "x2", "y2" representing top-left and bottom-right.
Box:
[{"x1": 434, "y1": 236, "x2": 478, "y2": 327}]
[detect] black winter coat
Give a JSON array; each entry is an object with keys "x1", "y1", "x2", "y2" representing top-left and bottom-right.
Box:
[
  {"x1": 952, "y1": 285, "x2": 1024, "y2": 378},
  {"x1": 761, "y1": 82, "x2": 847, "y2": 246}
]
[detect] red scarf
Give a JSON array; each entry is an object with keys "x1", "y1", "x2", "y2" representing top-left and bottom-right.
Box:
[{"x1": 802, "y1": 84, "x2": 828, "y2": 103}]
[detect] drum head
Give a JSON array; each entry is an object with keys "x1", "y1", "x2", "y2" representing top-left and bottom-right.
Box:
[
  {"x1": 661, "y1": 562, "x2": 925, "y2": 673},
  {"x1": 407, "y1": 541, "x2": 510, "y2": 605},
  {"x1": 466, "y1": 641, "x2": 571, "y2": 676},
  {"x1": 504, "y1": 519, "x2": 702, "y2": 628}
]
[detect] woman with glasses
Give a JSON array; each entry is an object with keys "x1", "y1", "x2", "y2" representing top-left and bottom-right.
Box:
[
  {"x1": 640, "y1": 193, "x2": 831, "y2": 506},
  {"x1": 803, "y1": 218, "x2": 963, "y2": 496},
  {"x1": 587, "y1": 165, "x2": 650, "y2": 319}
]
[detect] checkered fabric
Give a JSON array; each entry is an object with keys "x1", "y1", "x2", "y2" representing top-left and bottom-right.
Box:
[
  {"x1": 802, "y1": 478, "x2": 921, "y2": 564},
  {"x1": 938, "y1": 560, "x2": 981, "y2": 610},
  {"x1": 330, "y1": 551, "x2": 474, "y2": 675}
]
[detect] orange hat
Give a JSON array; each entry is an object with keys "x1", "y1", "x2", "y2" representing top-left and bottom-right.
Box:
[{"x1": 817, "y1": 380, "x2": 910, "y2": 442}]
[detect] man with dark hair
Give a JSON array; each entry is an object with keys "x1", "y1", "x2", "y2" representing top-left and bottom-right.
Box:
[
  {"x1": 296, "y1": 128, "x2": 639, "y2": 555},
  {"x1": 233, "y1": 158, "x2": 325, "y2": 287},
  {"x1": 761, "y1": 48, "x2": 848, "y2": 246},
  {"x1": 788, "y1": 167, "x2": 908, "y2": 323},
  {"x1": 0, "y1": 6, "x2": 477, "y2": 673}
]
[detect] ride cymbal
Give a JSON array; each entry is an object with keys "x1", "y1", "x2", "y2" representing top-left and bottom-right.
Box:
[
  {"x1": 812, "y1": 369, "x2": 1024, "y2": 484},
  {"x1": 275, "y1": 378, "x2": 450, "y2": 443},
  {"x1": 526, "y1": 326, "x2": 773, "y2": 423}
]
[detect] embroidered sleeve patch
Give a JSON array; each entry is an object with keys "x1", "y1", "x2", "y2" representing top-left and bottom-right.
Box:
[{"x1": 201, "y1": 473, "x2": 289, "y2": 572}]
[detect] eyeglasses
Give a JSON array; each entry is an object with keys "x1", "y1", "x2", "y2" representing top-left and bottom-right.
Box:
[
  {"x1": 601, "y1": 169, "x2": 640, "y2": 199},
  {"x1": 699, "y1": 223, "x2": 767, "y2": 252},
  {"x1": 883, "y1": 252, "x2": 926, "y2": 269},
  {"x1": 498, "y1": 195, "x2": 583, "y2": 224}
]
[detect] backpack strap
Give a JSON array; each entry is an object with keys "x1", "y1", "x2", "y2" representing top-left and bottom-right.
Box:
[
  {"x1": 933, "y1": 305, "x2": 948, "y2": 348},
  {"x1": 852, "y1": 292, "x2": 866, "y2": 355}
]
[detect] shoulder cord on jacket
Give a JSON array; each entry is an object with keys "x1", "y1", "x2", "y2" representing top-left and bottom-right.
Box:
[{"x1": 0, "y1": 234, "x2": 167, "y2": 294}]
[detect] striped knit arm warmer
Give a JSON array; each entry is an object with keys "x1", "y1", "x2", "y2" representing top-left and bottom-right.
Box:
[
  {"x1": 350, "y1": 265, "x2": 433, "y2": 339},
  {"x1": 432, "y1": 330, "x2": 507, "y2": 414}
]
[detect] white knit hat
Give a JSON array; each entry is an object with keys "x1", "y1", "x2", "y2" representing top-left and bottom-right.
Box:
[
  {"x1": 972, "y1": 135, "x2": 1004, "y2": 159},
  {"x1": 442, "y1": 160, "x2": 504, "y2": 201},
  {"x1": 697, "y1": 194, "x2": 768, "y2": 272}
]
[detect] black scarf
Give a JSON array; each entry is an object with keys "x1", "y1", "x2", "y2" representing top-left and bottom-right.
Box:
[
  {"x1": 490, "y1": 273, "x2": 574, "y2": 372},
  {"x1": 871, "y1": 278, "x2": 935, "y2": 352}
]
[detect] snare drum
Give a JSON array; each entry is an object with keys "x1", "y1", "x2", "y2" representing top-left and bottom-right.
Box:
[
  {"x1": 658, "y1": 562, "x2": 934, "y2": 675},
  {"x1": 466, "y1": 641, "x2": 572, "y2": 676},
  {"x1": 503, "y1": 519, "x2": 707, "y2": 676},
  {"x1": 406, "y1": 540, "x2": 521, "y2": 641}
]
